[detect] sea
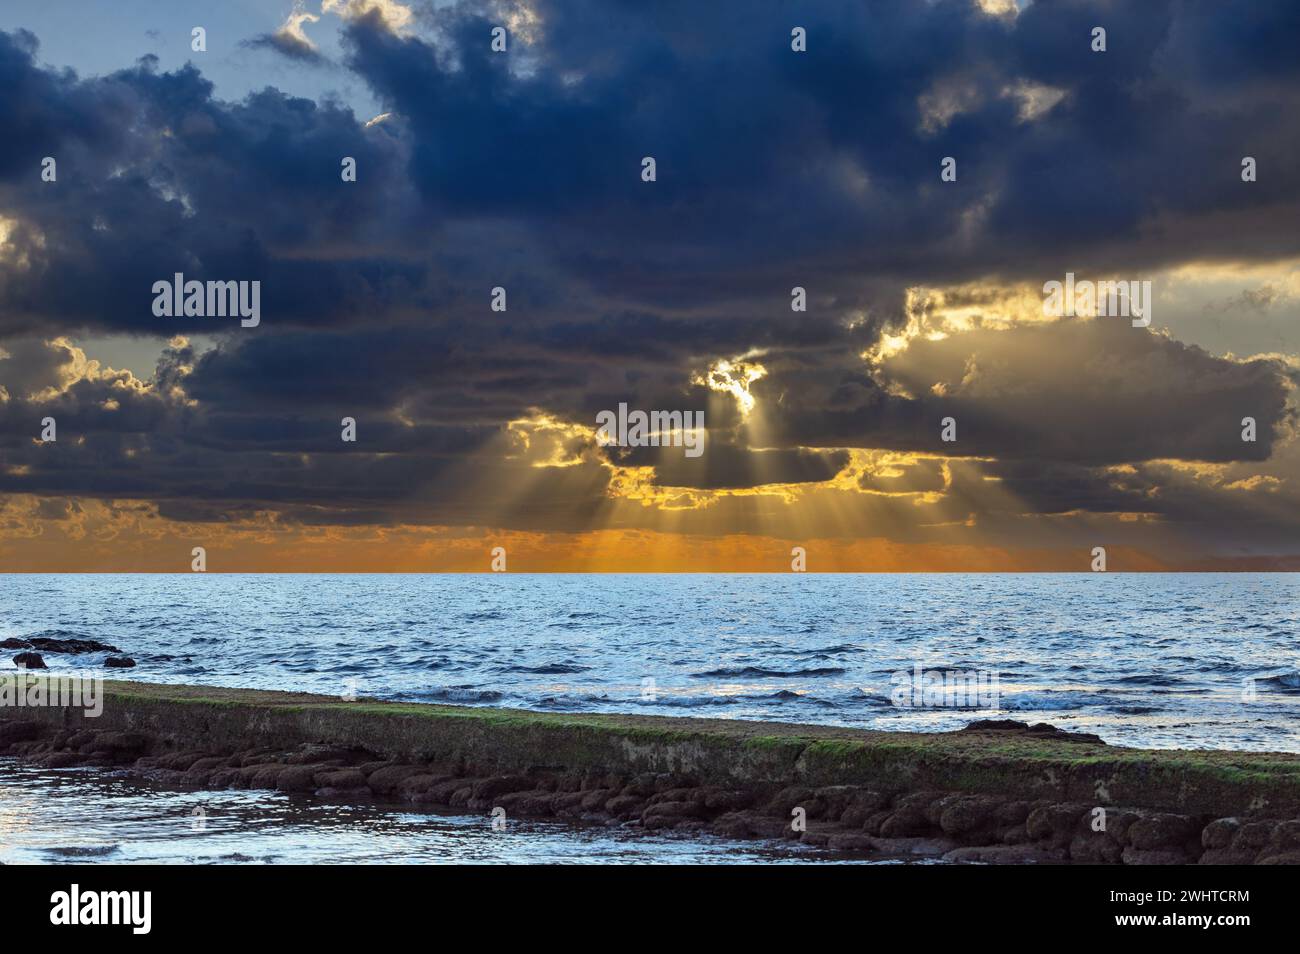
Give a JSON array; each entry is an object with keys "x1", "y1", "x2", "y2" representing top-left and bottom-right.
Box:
[{"x1": 1, "y1": 572, "x2": 1296, "y2": 863}]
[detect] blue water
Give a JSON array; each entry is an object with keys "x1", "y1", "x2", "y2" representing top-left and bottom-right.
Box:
[
  {"x1": 0, "y1": 761, "x2": 865, "y2": 865},
  {"x1": 2, "y1": 573, "x2": 1298, "y2": 751}
]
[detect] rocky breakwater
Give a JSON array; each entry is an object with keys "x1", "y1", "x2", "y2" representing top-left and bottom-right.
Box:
[
  {"x1": 3, "y1": 680, "x2": 1300, "y2": 864},
  {"x1": 2, "y1": 635, "x2": 136, "y2": 670}
]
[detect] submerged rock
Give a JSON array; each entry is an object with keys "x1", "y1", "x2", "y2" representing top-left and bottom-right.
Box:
[
  {"x1": 28, "y1": 637, "x2": 122, "y2": 654},
  {"x1": 12, "y1": 651, "x2": 46, "y2": 669},
  {"x1": 104, "y1": 656, "x2": 136, "y2": 668}
]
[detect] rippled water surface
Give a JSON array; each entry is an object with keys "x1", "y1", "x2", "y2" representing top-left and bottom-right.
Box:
[
  {"x1": 0, "y1": 761, "x2": 858, "y2": 864},
  {"x1": 2, "y1": 573, "x2": 1297, "y2": 750}
]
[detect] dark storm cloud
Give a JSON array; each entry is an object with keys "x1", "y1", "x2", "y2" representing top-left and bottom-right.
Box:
[
  {"x1": 339, "y1": 0, "x2": 1300, "y2": 288},
  {"x1": 2, "y1": 1, "x2": 1300, "y2": 535},
  {"x1": 617, "y1": 444, "x2": 850, "y2": 491},
  {"x1": 752, "y1": 317, "x2": 1296, "y2": 464},
  {"x1": 0, "y1": 33, "x2": 417, "y2": 337}
]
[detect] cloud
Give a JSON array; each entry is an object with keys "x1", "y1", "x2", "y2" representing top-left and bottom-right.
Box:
[
  {"x1": 245, "y1": 4, "x2": 325, "y2": 63},
  {"x1": 322, "y1": 0, "x2": 414, "y2": 34},
  {"x1": 2, "y1": 2, "x2": 1300, "y2": 566}
]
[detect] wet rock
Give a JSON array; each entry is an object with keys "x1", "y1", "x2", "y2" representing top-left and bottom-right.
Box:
[
  {"x1": 0, "y1": 638, "x2": 33, "y2": 649},
  {"x1": 814, "y1": 786, "x2": 861, "y2": 821},
  {"x1": 0, "y1": 722, "x2": 42, "y2": 746},
  {"x1": 287, "y1": 745, "x2": 356, "y2": 765},
  {"x1": 711, "y1": 812, "x2": 755, "y2": 838},
  {"x1": 182, "y1": 756, "x2": 226, "y2": 774},
  {"x1": 238, "y1": 749, "x2": 282, "y2": 767},
  {"x1": 1001, "y1": 824, "x2": 1030, "y2": 845},
  {"x1": 426, "y1": 778, "x2": 471, "y2": 804},
  {"x1": 247, "y1": 764, "x2": 291, "y2": 788},
  {"x1": 712, "y1": 810, "x2": 787, "y2": 840},
  {"x1": 839, "y1": 791, "x2": 890, "y2": 828},
  {"x1": 642, "y1": 801, "x2": 706, "y2": 829},
  {"x1": 179, "y1": 768, "x2": 214, "y2": 788},
  {"x1": 861, "y1": 809, "x2": 893, "y2": 836},
  {"x1": 483, "y1": 790, "x2": 534, "y2": 814},
  {"x1": 647, "y1": 786, "x2": 699, "y2": 805},
  {"x1": 12, "y1": 652, "x2": 46, "y2": 669},
  {"x1": 1127, "y1": 813, "x2": 1196, "y2": 851},
  {"x1": 703, "y1": 789, "x2": 753, "y2": 812},
  {"x1": 604, "y1": 794, "x2": 646, "y2": 818},
  {"x1": 1257, "y1": 851, "x2": 1300, "y2": 865},
  {"x1": 1269, "y1": 820, "x2": 1300, "y2": 850},
  {"x1": 799, "y1": 830, "x2": 833, "y2": 847},
  {"x1": 1103, "y1": 810, "x2": 1143, "y2": 846},
  {"x1": 89, "y1": 731, "x2": 149, "y2": 755},
  {"x1": 577, "y1": 788, "x2": 616, "y2": 811},
  {"x1": 207, "y1": 768, "x2": 243, "y2": 788},
  {"x1": 1232, "y1": 821, "x2": 1276, "y2": 850},
  {"x1": 652, "y1": 773, "x2": 697, "y2": 793},
  {"x1": 879, "y1": 806, "x2": 933, "y2": 838},
  {"x1": 895, "y1": 790, "x2": 948, "y2": 814},
  {"x1": 1069, "y1": 832, "x2": 1122, "y2": 864},
  {"x1": 526, "y1": 792, "x2": 561, "y2": 814},
  {"x1": 103, "y1": 656, "x2": 136, "y2": 668},
  {"x1": 37, "y1": 752, "x2": 84, "y2": 769},
  {"x1": 314, "y1": 768, "x2": 368, "y2": 790},
  {"x1": 1026, "y1": 804, "x2": 1088, "y2": 846},
  {"x1": 424, "y1": 761, "x2": 464, "y2": 780},
  {"x1": 995, "y1": 801, "x2": 1033, "y2": 826},
  {"x1": 826, "y1": 832, "x2": 877, "y2": 852},
  {"x1": 395, "y1": 774, "x2": 441, "y2": 799},
  {"x1": 28, "y1": 637, "x2": 121, "y2": 654},
  {"x1": 939, "y1": 795, "x2": 1003, "y2": 837},
  {"x1": 766, "y1": 786, "x2": 814, "y2": 816},
  {"x1": 868, "y1": 835, "x2": 959, "y2": 857},
  {"x1": 1201, "y1": 817, "x2": 1240, "y2": 849},
  {"x1": 159, "y1": 751, "x2": 210, "y2": 771},
  {"x1": 366, "y1": 764, "x2": 427, "y2": 796},
  {"x1": 471, "y1": 775, "x2": 537, "y2": 801},
  {"x1": 620, "y1": 774, "x2": 657, "y2": 798},
  {"x1": 275, "y1": 766, "x2": 319, "y2": 793}
]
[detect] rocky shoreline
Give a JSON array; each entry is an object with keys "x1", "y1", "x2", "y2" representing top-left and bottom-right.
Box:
[{"x1": 3, "y1": 680, "x2": 1300, "y2": 864}]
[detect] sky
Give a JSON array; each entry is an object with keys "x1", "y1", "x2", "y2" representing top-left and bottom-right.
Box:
[{"x1": 1, "y1": 0, "x2": 1298, "y2": 572}]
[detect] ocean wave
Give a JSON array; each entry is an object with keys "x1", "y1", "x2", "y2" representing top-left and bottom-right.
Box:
[
  {"x1": 1257, "y1": 671, "x2": 1300, "y2": 691},
  {"x1": 999, "y1": 691, "x2": 1114, "y2": 712},
  {"x1": 494, "y1": 662, "x2": 592, "y2": 674},
  {"x1": 419, "y1": 687, "x2": 504, "y2": 703},
  {"x1": 691, "y1": 666, "x2": 846, "y2": 679},
  {"x1": 1113, "y1": 674, "x2": 1185, "y2": 687},
  {"x1": 533, "y1": 693, "x2": 610, "y2": 709},
  {"x1": 769, "y1": 643, "x2": 864, "y2": 657}
]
